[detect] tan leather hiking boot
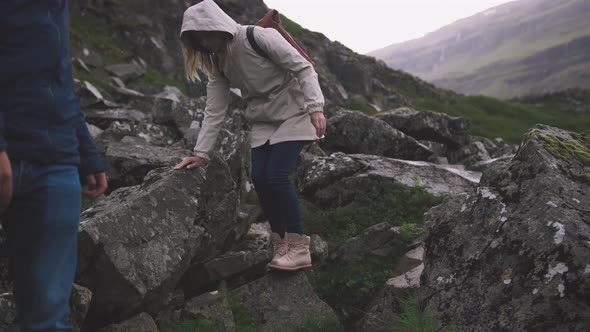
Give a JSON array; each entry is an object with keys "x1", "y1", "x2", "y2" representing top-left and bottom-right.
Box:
[
  {"x1": 268, "y1": 232, "x2": 288, "y2": 266},
  {"x1": 267, "y1": 233, "x2": 312, "y2": 271}
]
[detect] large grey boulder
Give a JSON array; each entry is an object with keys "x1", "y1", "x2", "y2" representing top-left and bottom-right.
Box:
[
  {"x1": 298, "y1": 153, "x2": 480, "y2": 205},
  {"x1": 104, "y1": 136, "x2": 190, "y2": 189},
  {"x1": 182, "y1": 291, "x2": 235, "y2": 331},
  {"x1": 419, "y1": 125, "x2": 590, "y2": 331},
  {"x1": 230, "y1": 272, "x2": 341, "y2": 331},
  {"x1": 376, "y1": 108, "x2": 470, "y2": 148},
  {"x1": 96, "y1": 312, "x2": 158, "y2": 332},
  {"x1": 322, "y1": 110, "x2": 434, "y2": 161},
  {"x1": 151, "y1": 96, "x2": 205, "y2": 135},
  {"x1": 77, "y1": 161, "x2": 239, "y2": 327},
  {"x1": 179, "y1": 208, "x2": 261, "y2": 297},
  {"x1": 213, "y1": 110, "x2": 252, "y2": 199}
]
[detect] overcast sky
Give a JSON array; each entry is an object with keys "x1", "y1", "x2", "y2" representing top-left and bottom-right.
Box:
[{"x1": 264, "y1": 0, "x2": 517, "y2": 54}]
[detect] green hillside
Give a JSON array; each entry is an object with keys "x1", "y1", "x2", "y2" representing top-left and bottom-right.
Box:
[{"x1": 413, "y1": 94, "x2": 590, "y2": 144}]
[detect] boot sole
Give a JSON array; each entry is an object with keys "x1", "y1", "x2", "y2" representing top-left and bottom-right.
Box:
[{"x1": 266, "y1": 263, "x2": 312, "y2": 271}]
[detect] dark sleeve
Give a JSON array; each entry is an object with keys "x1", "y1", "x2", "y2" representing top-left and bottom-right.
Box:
[
  {"x1": 59, "y1": 1, "x2": 106, "y2": 176},
  {"x1": 0, "y1": 3, "x2": 8, "y2": 152},
  {"x1": 0, "y1": 116, "x2": 6, "y2": 152}
]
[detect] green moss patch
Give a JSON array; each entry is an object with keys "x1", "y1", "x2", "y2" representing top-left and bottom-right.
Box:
[
  {"x1": 342, "y1": 97, "x2": 377, "y2": 115},
  {"x1": 394, "y1": 294, "x2": 445, "y2": 332},
  {"x1": 227, "y1": 296, "x2": 257, "y2": 331},
  {"x1": 301, "y1": 179, "x2": 441, "y2": 323},
  {"x1": 301, "y1": 179, "x2": 441, "y2": 248},
  {"x1": 286, "y1": 317, "x2": 342, "y2": 332},
  {"x1": 136, "y1": 70, "x2": 188, "y2": 95},
  {"x1": 520, "y1": 128, "x2": 590, "y2": 165},
  {"x1": 311, "y1": 254, "x2": 403, "y2": 323},
  {"x1": 540, "y1": 132, "x2": 590, "y2": 165},
  {"x1": 70, "y1": 15, "x2": 130, "y2": 64}
]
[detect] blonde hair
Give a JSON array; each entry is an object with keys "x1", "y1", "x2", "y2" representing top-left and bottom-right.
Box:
[{"x1": 181, "y1": 33, "x2": 232, "y2": 82}]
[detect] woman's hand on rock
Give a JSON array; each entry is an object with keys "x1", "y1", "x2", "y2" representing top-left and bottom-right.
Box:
[{"x1": 174, "y1": 156, "x2": 207, "y2": 170}]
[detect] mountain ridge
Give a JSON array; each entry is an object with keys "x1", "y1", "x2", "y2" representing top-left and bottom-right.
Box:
[{"x1": 369, "y1": 0, "x2": 590, "y2": 98}]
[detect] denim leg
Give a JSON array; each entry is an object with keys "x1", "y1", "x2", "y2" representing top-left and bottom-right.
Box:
[
  {"x1": 3, "y1": 162, "x2": 81, "y2": 332},
  {"x1": 264, "y1": 141, "x2": 306, "y2": 234},
  {"x1": 251, "y1": 143, "x2": 284, "y2": 234}
]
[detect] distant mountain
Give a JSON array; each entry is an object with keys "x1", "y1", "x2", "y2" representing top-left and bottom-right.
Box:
[{"x1": 369, "y1": 0, "x2": 590, "y2": 99}]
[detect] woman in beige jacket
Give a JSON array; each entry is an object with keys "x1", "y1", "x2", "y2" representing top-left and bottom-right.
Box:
[{"x1": 174, "y1": 0, "x2": 326, "y2": 271}]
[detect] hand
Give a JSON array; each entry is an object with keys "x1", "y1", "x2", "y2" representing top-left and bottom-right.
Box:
[
  {"x1": 310, "y1": 112, "x2": 326, "y2": 138},
  {"x1": 174, "y1": 156, "x2": 207, "y2": 170},
  {"x1": 0, "y1": 151, "x2": 13, "y2": 213},
  {"x1": 82, "y1": 172, "x2": 108, "y2": 199}
]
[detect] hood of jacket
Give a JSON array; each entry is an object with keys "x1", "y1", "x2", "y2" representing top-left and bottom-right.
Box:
[{"x1": 180, "y1": 0, "x2": 239, "y2": 37}]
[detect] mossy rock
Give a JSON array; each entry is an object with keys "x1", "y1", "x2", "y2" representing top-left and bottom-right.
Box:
[
  {"x1": 519, "y1": 127, "x2": 590, "y2": 165},
  {"x1": 540, "y1": 132, "x2": 590, "y2": 165}
]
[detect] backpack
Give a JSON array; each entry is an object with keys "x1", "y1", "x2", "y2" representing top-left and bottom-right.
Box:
[{"x1": 248, "y1": 9, "x2": 315, "y2": 65}]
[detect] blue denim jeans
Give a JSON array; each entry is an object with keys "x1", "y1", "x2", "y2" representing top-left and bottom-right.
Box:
[
  {"x1": 251, "y1": 141, "x2": 307, "y2": 235},
  {"x1": 2, "y1": 161, "x2": 81, "y2": 332}
]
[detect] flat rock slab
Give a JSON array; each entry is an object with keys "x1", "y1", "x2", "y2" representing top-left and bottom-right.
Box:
[{"x1": 299, "y1": 152, "x2": 480, "y2": 198}]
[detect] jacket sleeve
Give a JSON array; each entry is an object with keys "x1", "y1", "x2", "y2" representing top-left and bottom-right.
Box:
[
  {"x1": 254, "y1": 27, "x2": 324, "y2": 114},
  {"x1": 193, "y1": 64, "x2": 231, "y2": 160},
  {"x1": 76, "y1": 117, "x2": 106, "y2": 176},
  {"x1": 0, "y1": 115, "x2": 6, "y2": 152}
]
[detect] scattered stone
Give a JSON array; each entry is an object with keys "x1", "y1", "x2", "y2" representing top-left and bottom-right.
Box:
[
  {"x1": 84, "y1": 109, "x2": 146, "y2": 129},
  {"x1": 310, "y1": 234, "x2": 329, "y2": 263},
  {"x1": 155, "y1": 85, "x2": 185, "y2": 103},
  {"x1": 70, "y1": 284, "x2": 92, "y2": 331},
  {"x1": 86, "y1": 123, "x2": 103, "y2": 139},
  {"x1": 105, "y1": 63, "x2": 147, "y2": 82}
]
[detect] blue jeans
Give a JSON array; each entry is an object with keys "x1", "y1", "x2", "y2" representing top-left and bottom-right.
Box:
[
  {"x1": 251, "y1": 141, "x2": 307, "y2": 235},
  {"x1": 2, "y1": 161, "x2": 81, "y2": 332}
]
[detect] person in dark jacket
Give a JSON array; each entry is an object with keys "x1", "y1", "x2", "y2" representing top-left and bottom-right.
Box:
[{"x1": 0, "y1": 1, "x2": 107, "y2": 330}]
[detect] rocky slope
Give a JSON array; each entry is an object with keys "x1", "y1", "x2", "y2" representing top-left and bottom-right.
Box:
[
  {"x1": 369, "y1": 0, "x2": 590, "y2": 99},
  {"x1": 0, "y1": 0, "x2": 588, "y2": 331}
]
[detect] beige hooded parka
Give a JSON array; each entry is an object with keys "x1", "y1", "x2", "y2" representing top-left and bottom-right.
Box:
[{"x1": 180, "y1": 0, "x2": 325, "y2": 159}]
